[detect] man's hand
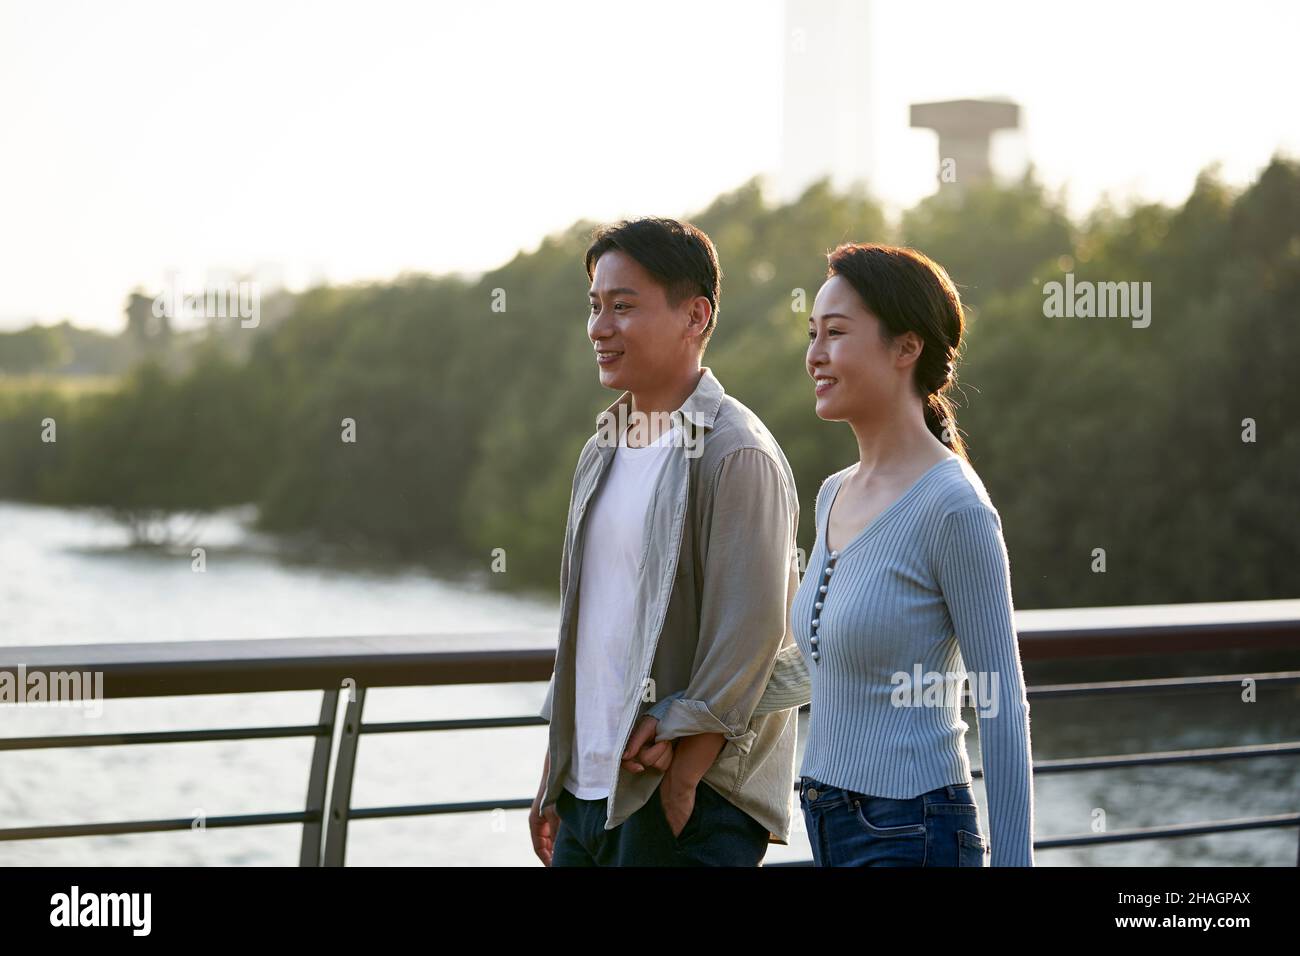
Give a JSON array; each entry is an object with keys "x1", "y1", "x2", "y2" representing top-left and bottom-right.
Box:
[
  {"x1": 659, "y1": 766, "x2": 698, "y2": 839},
  {"x1": 530, "y1": 748, "x2": 560, "y2": 866},
  {"x1": 529, "y1": 796, "x2": 561, "y2": 867},
  {"x1": 621, "y1": 715, "x2": 674, "y2": 773}
]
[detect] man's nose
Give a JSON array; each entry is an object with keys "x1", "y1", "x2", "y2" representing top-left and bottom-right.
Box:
[{"x1": 589, "y1": 304, "x2": 613, "y2": 341}]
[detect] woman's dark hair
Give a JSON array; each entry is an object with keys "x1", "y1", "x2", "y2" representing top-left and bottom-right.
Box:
[
  {"x1": 825, "y1": 243, "x2": 968, "y2": 459},
  {"x1": 585, "y1": 217, "x2": 722, "y2": 348}
]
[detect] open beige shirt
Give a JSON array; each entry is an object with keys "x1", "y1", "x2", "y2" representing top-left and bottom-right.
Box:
[{"x1": 538, "y1": 366, "x2": 802, "y2": 844}]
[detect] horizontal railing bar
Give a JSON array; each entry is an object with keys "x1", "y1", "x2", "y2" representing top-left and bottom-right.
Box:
[
  {"x1": 1013, "y1": 617, "x2": 1300, "y2": 659},
  {"x1": 1027, "y1": 740, "x2": 1300, "y2": 773},
  {"x1": 0, "y1": 633, "x2": 559, "y2": 699},
  {"x1": 349, "y1": 799, "x2": 535, "y2": 819},
  {"x1": 1034, "y1": 813, "x2": 1300, "y2": 848},
  {"x1": 764, "y1": 813, "x2": 1300, "y2": 865},
  {"x1": 361, "y1": 716, "x2": 547, "y2": 734},
  {"x1": 0, "y1": 811, "x2": 317, "y2": 842},
  {"x1": 0, "y1": 669, "x2": 1289, "y2": 711},
  {"x1": 1029, "y1": 672, "x2": 1300, "y2": 698},
  {"x1": 0, "y1": 724, "x2": 329, "y2": 751},
  {"x1": 332, "y1": 804, "x2": 1300, "y2": 851},
  {"x1": 1, "y1": 614, "x2": 1295, "y2": 699},
  {"x1": 352, "y1": 738, "x2": 1300, "y2": 814},
  {"x1": 4, "y1": 794, "x2": 1294, "y2": 851}
]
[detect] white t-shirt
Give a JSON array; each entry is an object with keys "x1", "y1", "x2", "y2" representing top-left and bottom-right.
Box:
[{"x1": 564, "y1": 422, "x2": 681, "y2": 799}]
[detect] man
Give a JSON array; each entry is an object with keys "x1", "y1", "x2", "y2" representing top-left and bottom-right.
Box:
[{"x1": 527, "y1": 216, "x2": 801, "y2": 867}]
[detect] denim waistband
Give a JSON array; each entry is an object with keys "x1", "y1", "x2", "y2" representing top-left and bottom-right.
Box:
[{"x1": 799, "y1": 776, "x2": 972, "y2": 810}]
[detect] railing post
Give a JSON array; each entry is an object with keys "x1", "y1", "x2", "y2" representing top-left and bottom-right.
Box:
[
  {"x1": 299, "y1": 689, "x2": 339, "y2": 866},
  {"x1": 322, "y1": 685, "x2": 366, "y2": 866}
]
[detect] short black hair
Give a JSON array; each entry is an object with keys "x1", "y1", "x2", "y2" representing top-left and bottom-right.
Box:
[{"x1": 584, "y1": 217, "x2": 721, "y2": 349}]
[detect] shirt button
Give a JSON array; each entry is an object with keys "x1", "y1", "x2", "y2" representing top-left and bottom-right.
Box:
[
  {"x1": 811, "y1": 618, "x2": 819, "y2": 627},
  {"x1": 819, "y1": 585, "x2": 828, "y2": 594},
  {"x1": 830, "y1": 550, "x2": 840, "y2": 559},
  {"x1": 811, "y1": 651, "x2": 821, "y2": 662},
  {"x1": 810, "y1": 636, "x2": 818, "y2": 646},
  {"x1": 815, "y1": 602, "x2": 823, "y2": 610},
  {"x1": 825, "y1": 566, "x2": 834, "y2": 576}
]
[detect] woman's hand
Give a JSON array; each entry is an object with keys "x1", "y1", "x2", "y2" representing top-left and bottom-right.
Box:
[{"x1": 621, "y1": 715, "x2": 675, "y2": 773}]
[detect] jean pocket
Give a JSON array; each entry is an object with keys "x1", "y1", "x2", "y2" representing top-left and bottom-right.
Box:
[
  {"x1": 956, "y1": 827, "x2": 988, "y2": 867},
  {"x1": 851, "y1": 795, "x2": 927, "y2": 837}
]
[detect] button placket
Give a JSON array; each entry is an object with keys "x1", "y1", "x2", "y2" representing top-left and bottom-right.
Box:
[{"x1": 809, "y1": 549, "x2": 839, "y2": 664}]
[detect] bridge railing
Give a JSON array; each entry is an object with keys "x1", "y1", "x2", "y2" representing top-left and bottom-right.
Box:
[{"x1": 2, "y1": 607, "x2": 1298, "y2": 865}]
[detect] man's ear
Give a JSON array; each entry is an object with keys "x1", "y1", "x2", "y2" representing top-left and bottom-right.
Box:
[{"x1": 685, "y1": 295, "x2": 711, "y2": 343}]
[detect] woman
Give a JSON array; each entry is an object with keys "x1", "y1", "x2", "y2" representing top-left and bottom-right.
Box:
[{"x1": 761, "y1": 242, "x2": 1034, "y2": 866}]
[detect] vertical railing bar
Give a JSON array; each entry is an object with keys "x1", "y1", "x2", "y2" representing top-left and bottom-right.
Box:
[
  {"x1": 322, "y1": 685, "x2": 366, "y2": 866},
  {"x1": 299, "y1": 688, "x2": 339, "y2": 867}
]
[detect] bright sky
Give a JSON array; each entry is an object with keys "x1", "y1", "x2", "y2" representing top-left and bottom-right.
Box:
[{"x1": 2, "y1": 0, "x2": 1298, "y2": 331}]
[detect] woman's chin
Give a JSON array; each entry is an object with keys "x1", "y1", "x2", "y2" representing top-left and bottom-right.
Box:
[{"x1": 813, "y1": 398, "x2": 842, "y2": 421}]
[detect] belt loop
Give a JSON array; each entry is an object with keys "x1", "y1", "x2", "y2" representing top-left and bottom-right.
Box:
[{"x1": 945, "y1": 784, "x2": 957, "y2": 800}]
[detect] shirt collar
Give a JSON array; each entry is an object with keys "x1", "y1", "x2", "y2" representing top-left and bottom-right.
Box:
[{"x1": 594, "y1": 366, "x2": 726, "y2": 434}]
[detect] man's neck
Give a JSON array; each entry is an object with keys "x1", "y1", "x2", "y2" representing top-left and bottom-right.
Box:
[{"x1": 626, "y1": 366, "x2": 705, "y2": 447}]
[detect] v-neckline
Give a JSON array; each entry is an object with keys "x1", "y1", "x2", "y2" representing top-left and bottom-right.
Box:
[{"x1": 821, "y1": 456, "x2": 959, "y2": 558}]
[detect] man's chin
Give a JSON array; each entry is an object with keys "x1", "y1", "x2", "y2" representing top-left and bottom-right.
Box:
[{"x1": 598, "y1": 368, "x2": 631, "y2": 391}]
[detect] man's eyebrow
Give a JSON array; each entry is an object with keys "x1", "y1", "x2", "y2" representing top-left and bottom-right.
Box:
[{"x1": 589, "y1": 287, "x2": 641, "y2": 297}]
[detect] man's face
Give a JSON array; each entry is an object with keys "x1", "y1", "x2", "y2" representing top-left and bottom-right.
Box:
[{"x1": 587, "y1": 249, "x2": 699, "y2": 392}]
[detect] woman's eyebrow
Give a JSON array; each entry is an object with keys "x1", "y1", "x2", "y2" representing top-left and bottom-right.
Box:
[{"x1": 810, "y1": 312, "x2": 856, "y2": 322}]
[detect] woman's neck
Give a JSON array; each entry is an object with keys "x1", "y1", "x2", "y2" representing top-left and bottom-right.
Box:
[{"x1": 846, "y1": 398, "x2": 948, "y2": 479}]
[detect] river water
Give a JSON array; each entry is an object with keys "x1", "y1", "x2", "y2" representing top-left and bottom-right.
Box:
[{"x1": 1, "y1": 501, "x2": 1296, "y2": 866}]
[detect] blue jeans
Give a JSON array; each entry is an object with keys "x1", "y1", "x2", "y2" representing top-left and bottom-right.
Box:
[
  {"x1": 552, "y1": 778, "x2": 770, "y2": 867},
  {"x1": 800, "y1": 775, "x2": 989, "y2": 867}
]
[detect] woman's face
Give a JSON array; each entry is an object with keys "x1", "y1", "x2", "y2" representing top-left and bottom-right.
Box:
[{"x1": 806, "y1": 274, "x2": 909, "y2": 422}]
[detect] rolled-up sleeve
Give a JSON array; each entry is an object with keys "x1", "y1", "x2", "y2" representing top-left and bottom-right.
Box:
[{"x1": 652, "y1": 447, "x2": 797, "y2": 751}]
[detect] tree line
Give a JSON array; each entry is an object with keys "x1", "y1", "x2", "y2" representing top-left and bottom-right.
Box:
[{"x1": 1, "y1": 159, "x2": 1296, "y2": 608}]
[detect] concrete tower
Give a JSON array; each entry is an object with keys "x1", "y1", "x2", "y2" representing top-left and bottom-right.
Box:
[{"x1": 910, "y1": 98, "x2": 1020, "y2": 197}]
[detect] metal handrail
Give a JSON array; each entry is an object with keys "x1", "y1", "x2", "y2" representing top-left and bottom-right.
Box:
[{"x1": 2, "y1": 613, "x2": 1298, "y2": 865}]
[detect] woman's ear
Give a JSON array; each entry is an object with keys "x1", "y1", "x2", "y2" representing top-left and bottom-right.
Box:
[{"x1": 895, "y1": 330, "x2": 925, "y2": 369}]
